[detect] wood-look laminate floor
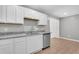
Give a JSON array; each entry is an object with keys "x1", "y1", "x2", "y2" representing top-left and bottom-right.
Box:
[{"x1": 36, "y1": 37, "x2": 79, "y2": 54}]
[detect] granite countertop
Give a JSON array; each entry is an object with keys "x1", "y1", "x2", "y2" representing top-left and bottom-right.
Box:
[
  {"x1": 0, "y1": 31, "x2": 50, "y2": 39},
  {"x1": 0, "y1": 31, "x2": 25, "y2": 36},
  {"x1": 0, "y1": 32, "x2": 26, "y2": 39},
  {"x1": 0, "y1": 31, "x2": 50, "y2": 35}
]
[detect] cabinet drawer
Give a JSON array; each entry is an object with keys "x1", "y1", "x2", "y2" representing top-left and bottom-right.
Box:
[
  {"x1": 0, "y1": 39, "x2": 12, "y2": 45},
  {"x1": 14, "y1": 37, "x2": 25, "y2": 42},
  {"x1": 15, "y1": 41, "x2": 25, "y2": 46}
]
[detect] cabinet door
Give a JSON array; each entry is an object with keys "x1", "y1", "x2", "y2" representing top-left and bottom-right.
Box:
[
  {"x1": 6, "y1": 5, "x2": 16, "y2": 23},
  {"x1": 38, "y1": 13, "x2": 48, "y2": 25},
  {"x1": 14, "y1": 37, "x2": 26, "y2": 54},
  {"x1": 0, "y1": 6, "x2": 2, "y2": 22},
  {"x1": 0, "y1": 6, "x2": 6, "y2": 23},
  {"x1": 29, "y1": 10, "x2": 39, "y2": 19},
  {"x1": 24, "y1": 8, "x2": 38, "y2": 19},
  {"x1": 27, "y1": 35, "x2": 43, "y2": 53},
  {"x1": 0, "y1": 39, "x2": 13, "y2": 54},
  {"x1": 15, "y1": 42, "x2": 26, "y2": 54},
  {"x1": 15, "y1": 6, "x2": 24, "y2": 24},
  {"x1": 24, "y1": 8, "x2": 31, "y2": 18}
]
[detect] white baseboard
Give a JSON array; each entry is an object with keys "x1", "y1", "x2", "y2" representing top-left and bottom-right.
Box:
[{"x1": 53, "y1": 37, "x2": 79, "y2": 43}]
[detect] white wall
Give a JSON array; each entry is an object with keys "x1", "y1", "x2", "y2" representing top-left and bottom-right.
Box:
[
  {"x1": 49, "y1": 17, "x2": 60, "y2": 38},
  {"x1": 60, "y1": 15, "x2": 79, "y2": 40}
]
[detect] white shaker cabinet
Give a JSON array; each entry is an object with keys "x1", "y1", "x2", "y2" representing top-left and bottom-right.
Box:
[
  {"x1": 0, "y1": 36, "x2": 26, "y2": 54},
  {"x1": 0, "y1": 39, "x2": 13, "y2": 54},
  {"x1": 6, "y1": 5, "x2": 16, "y2": 23},
  {"x1": 24, "y1": 8, "x2": 35, "y2": 18},
  {"x1": 26, "y1": 35, "x2": 43, "y2": 54},
  {"x1": 29, "y1": 10, "x2": 40, "y2": 19},
  {"x1": 0, "y1": 5, "x2": 24, "y2": 24},
  {"x1": 24, "y1": 8, "x2": 39, "y2": 19},
  {"x1": 38, "y1": 13, "x2": 48, "y2": 25},
  {"x1": 0, "y1": 6, "x2": 6, "y2": 23},
  {"x1": 24, "y1": 8, "x2": 31, "y2": 18},
  {"x1": 7, "y1": 5, "x2": 24, "y2": 24},
  {"x1": 15, "y1": 6, "x2": 24, "y2": 24},
  {"x1": 14, "y1": 37, "x2": 26, "y2": 54}
]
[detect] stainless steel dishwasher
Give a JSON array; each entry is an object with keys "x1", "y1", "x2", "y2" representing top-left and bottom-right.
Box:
[{"x1": 43, "y1": 33, "x2": 50, "y2": 49}]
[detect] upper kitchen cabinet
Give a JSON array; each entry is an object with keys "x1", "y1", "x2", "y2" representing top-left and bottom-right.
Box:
[
  {"x1": 0, "y1": 6, "x2": 7, "y2": 23},
  {"x1": 38, "y1": 13, "x2": 48, "y2": 25},
  {"x1": 24, "y1": 8, "x2": 39, "y2": 19},
  {"x1": 6, "y1": 5, "x2": 16, "y2": 23},
  {"x1": 29, "y1": 10, "x2": 41, "y2": 19},
  {"x1": 24, "y1": 7, "x2": 48, "y2": 25},
  {"x1": 15, "y1": 6, "x2": 24, "y2": 24},
  {"x1": 24, "y1": 8, "x2": 31, "y2": 18},
  {"x1": 7, "y1": 5, "x2": 24, "y2": 24}
]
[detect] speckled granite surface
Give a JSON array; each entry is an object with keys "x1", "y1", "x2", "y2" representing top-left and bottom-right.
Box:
[
  {"x1": 0, "y1": 31, "x2": 50, "y2": 35},
  {"x1": 0, "y1": 31, "x2": 50, "y2": 39}
]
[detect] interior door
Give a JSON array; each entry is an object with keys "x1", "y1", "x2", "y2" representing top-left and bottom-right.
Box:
[{"x1": 49, "y1": 17, "x2": 59, "y2": 38}]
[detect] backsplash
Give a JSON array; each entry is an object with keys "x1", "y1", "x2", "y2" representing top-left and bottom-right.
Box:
[
  {"x1": 0, "y1": 19, "x2": 49, "y2": 32},
  {"x1": 24, "y1": 19, "x2": 50, "y2": 32},
  {"x1": 0, "y1": 24, "x2": 24, "y2": 32}
]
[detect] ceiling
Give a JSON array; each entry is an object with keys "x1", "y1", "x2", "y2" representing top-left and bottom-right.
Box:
[{"x1": 22, "y1": 5, "x2": 79, "y2": 18}]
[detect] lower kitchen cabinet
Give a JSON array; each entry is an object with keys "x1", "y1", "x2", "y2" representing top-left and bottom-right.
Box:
[
  {"x1": 0, "y1": 36, "x2": 26, "y2": 54},
  {"x1": 0, "y1": 35, "x2": 43, "y2": 54},
  {"x1": 14, "y1": 37, "x2": 26, "y2": 54},
  {"x1": 0, "y1": 39, "x2": 13, "y2": 54},
  {"x1": 14, "y1": 43, "x2": 26, "y2": 54},
  {"x1": 26, "y1": 35, "x2": 43, "y2": 54}
]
